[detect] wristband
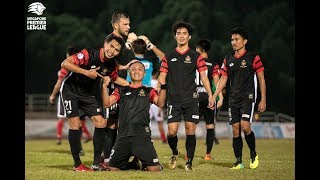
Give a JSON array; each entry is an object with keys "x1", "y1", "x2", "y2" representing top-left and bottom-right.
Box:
[
  {"x1": 147, "y1": 42, "x2": 155, "y2": 50},
  {"x1": 125, "y1": 42, "x2": 132, "y2": 50},
  {"x1": 160, "y1": 84, "x2": 166, "y2": 90}
]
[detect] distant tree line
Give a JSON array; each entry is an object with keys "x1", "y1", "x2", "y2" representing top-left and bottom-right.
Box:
[{"x1": 25, "y1": 0, "x2": 295, "y2": 116}]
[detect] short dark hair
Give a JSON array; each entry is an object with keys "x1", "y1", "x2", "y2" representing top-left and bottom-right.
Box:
[
  {"x1": 132, "y1": 39, "x2": 147, "y2": 54},
  {"x1": 104, "y1": 33, "x2": 125, "y2": 48},
  {"x1": 231, "y1": 26, "x2": 248, "y2": 40},
  {"x1": 129, "y1": 61, "x2": 145, "y2": 71},
  {"x1": 172, "y1": 21, "x2": 193, "y2": 35},
  {"x1": 111, "y1": 11, "x2": 130, "y2": 25},
  {"x1": 66, "y1": 47, "x2": 80, "y2": 56},
  {"x1": 196, "y1": 39, "x2": 211, "y2": 53}
]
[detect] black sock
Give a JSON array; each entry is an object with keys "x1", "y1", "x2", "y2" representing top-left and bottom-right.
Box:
[
  {"x1": 167, "y1": 134, "x2": 178, "y2": 155},
  {"x1": 232, "y1": 136, "x2": 243, "y2": 162},
  {"x1": 206, "y1": 129, "x2": 214, "y2": 154},
  {"x1": 79, "y1": 128, "x2": 83, "y2": 150},
  {"x1": 104, "y1": 128, "x2": 117, "y2": 159},
  {"x1": 245, "y1": 131, "x2": 256, "y2": 157},
  {"x1": 185, "y1": 135, "x2": 196, "y2": 165},
  {"x1": 68, "y1": 129, "x2": 82, "y2": 167},
  {"x1": 93, "y1": 127, "x2": 106, "y2": 164}
]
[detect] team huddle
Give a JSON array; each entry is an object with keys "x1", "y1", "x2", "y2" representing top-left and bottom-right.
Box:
[{"x1": 51, "y1": 11, "x2": 266, "y2": 172}]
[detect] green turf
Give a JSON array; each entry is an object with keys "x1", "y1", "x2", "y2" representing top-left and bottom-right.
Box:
[{"x1": 25, "y1": 138, "x2": 295, "y2": 180}]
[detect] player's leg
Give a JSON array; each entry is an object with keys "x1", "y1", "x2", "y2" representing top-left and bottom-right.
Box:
[
  {"x1": 166, "y1": 103, "x2": 181, "y2": 169},
  {"x1": 241, "y1": 102, "x2": 259, "y2": 169},
  {"x1": 183, "y1": 101, "x2": 199, "y2": 171}
]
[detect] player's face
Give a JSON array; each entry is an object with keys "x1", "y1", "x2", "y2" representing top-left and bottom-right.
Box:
[
  {"x1": 118, "y1": 17, "x2": 130, "y2": 37},
  {"x1": 103, "y1": 39, "x2": 122, "y2": 59},
  {"x1": 129, "y1": 63, "x2": 145, "y2": 81},
  {"x1": 231, "y1": 34, "x2": 247, "y2": 51},
  {"x1": 175, "y1": 27, "x2": 190, "y2": 46}
]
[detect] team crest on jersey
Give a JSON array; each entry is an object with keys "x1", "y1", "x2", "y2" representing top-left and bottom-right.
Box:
[
  {"x1": 240, "y1": 60, "x2": 247, "y2": 68},
  {"x1": 138, "y1": 89, "x2": 146, "y2": 96},
  {"x1": 77, "y1": 52, "x2": 84, "y2": 59},
  {"x1": 101, "y1": 68, "x2": 108, "y2": 75},
  {"x1": 184, "y1": 55, "x2": 191, "y2": 63}
]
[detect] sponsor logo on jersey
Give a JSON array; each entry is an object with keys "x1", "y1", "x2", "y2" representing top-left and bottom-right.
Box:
[
  {"x1": 91, "y1": 65, "x2": 96, "y2": 69},
  {"x1": 171, "y1": 58, "x2": 177, "y2": 62},
  {"x1": 193, "y1": 92, "x2": 197, "y2": 98},
  {"x1": 125, "y1": 92, "x2": 131, "y2": 95},
  {"x1": 249, "y1": 93, "x2": 253, "y2": 99},
  {"x1": 101, "y1": 68, "x2": 108, "y2": 75},
  {"x1": 168, "y1": 115, "x2": 173, "y2": 119},
  {"x1": 97, "y1": 108, "x2": 101, "y2": 112},
  {"x1": 153, "y1": 158, "x2": 159, "y2": 163},
  {"x1": 229, "y1": 63, "x2": 234, "y2": 67}
]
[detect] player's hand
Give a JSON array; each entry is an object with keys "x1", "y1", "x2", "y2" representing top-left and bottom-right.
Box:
[
  {"x1": 127, "y1": 32, "x2": 137, "y2": 43},
  {"x1": 123, "y1": 59, "x2": 139, "y2": 70},
  {"x1": 138, "y1": 35, "x2": 155, "y2": 50},
  {"x1": 258, "y1": 100, "x2": 266, "y2": 113},
  {"x1": 207, "y1": 95, "x2": 214, "y2": 110},
  {"x1": 217, "y1": 98, "x2": 223, "y2": 108},
  {"x1": 102, "y1": 76, "x2": 111, "y2": 87},
  {"x1": 49, "y1": 95, "x2": 55, "y2": 104},
  {"x1": 87, "y1": 67, "x2": 103, "y2": 79}
]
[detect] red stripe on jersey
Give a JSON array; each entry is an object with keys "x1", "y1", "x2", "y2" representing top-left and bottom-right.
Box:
[
  {"x1": 160, "y1": 56, "x2": 168, "y2": 73},
  {"x1": 197, "y1": 55, "x2": 207, "y2": 72},
  {"x1": 72, "y1": 49, "x2": 89, "y2": 66},
  {"x1": 110, "y1": 66, "x2": 119, "y2": 81},
  {"x1": 112, "y1": 88, "x2": 120, "y2": 102},
  {"x1": 220, "y1": 59, "x2": 228, "y2": 76},
  {"x1": 58, "y1": 68, "x2": 69, "y2": 80},
  {"x1": 253, "y1": 55, "x2": 264, "y2": 73},
  {"x1": 149, "y1": 88, "x2": 158, "y2": 102},
  {"x1": 211, "y1": 64, "x2": 220, "y2": 76}
]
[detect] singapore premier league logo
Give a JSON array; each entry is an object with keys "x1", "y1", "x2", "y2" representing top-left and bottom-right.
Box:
[{"x1": 26, "y1": 2, "x2": 47, "y2": 30}]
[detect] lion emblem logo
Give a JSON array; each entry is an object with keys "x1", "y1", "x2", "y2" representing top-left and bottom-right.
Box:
[{"x1": 28, "y1": 2, "x2": 46, "y2": 15}]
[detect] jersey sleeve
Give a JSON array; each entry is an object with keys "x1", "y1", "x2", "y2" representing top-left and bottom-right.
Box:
[
  {"x1": 220, "y1": 59, "x2": 228, "y2": 77},
  {"x1": 58, "y1": 68, "x2": 69, "y2": 80},
  {"x1": 71, "y1": 49, "x2": 90, "y2": 66},
  {"x1": 211, "y1": 64, "x2": 220, "y2": 77},
  {"x1": 159, "y1": 56, "x2": 168, "y2": 73},
  {"x1": 197, "y1": 54, "x2": 208, "y2": 72},
  {"x1": 253, "y1": 55, "x2": 264, "y2": 73},
  {"x1": 149, "y1": 88, "x2": 158, "y2": 103},
  {"x1": 111, "y1": 88, "x2": 121, "y2": 102}
]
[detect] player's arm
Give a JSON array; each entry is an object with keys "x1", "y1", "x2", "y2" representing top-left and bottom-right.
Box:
[
  {"x1": 101, "y1": 76, "x2": 118, "y2": 108},
  {"x1": 49, "y1": 79, "x2": 62, "y2": 104},
  {"x1": 118, "y1": 59, "x2": 139, "y2": 70},
  {"x1": 212, "y1": 75, "x2": 223, "y2": 108},
  {"x1": 61, "y1": 55, "x2": 103, "y2": 79},
  {"x1": 257, "y1": 71, "x2": 266, "y2": 112},
  {"x1": 212, "y1": 75, "x2": 228, "y2": 103},
  {"x1": 152, "y1": 77, "x2": 166, "y2": 107},
  {"x1": 138, "y1": 35, "x2": 165, "y2": 60},
  {"x1": 199, "y1": 70, "x2": 214, "y2": 109},
  {"x1": 114, "y1": 76, "x2": 130, "y2": 86}
]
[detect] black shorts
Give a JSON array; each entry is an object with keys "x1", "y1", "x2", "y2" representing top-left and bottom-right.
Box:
[
  {"x1": 228, "y1": 99, "x2": 255, "y2": 125},
  {"x1": 61, "y1": 84, "x2": 102, "y2": 118},
  {"x1": 167, "y1": 101, "x2": 199, "y2": 124},
  {"x1": 103, "y1": 103, "x2": 119, "y2": 119},
  {"x1": 198, "y1": 93, "x2": 215, "y2": 125},
  {"x1": 108, "y1": 135, "x2": 160, "y2": 169}
]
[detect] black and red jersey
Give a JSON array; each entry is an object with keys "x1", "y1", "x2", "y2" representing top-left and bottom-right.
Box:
[
  {"x1": 62, "y1": 48, "x2": 118, "y2": 94},
  {"x1": 195, "y1": 58, "x2": 220, "y2": 93},
  {"x1": 220, "y1": 50, "x2": 264, "y2": 104},
  {"x1": 160, "y1": 48, "x2": 207, "y2": 103},
  {"x1": 111, "y1": 85, "x2": 158, "y2": 138}
]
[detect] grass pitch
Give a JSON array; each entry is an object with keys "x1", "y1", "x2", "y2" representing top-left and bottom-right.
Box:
[{"x1": 25, "y1": 138, "x2": 294, "y2": 180}]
